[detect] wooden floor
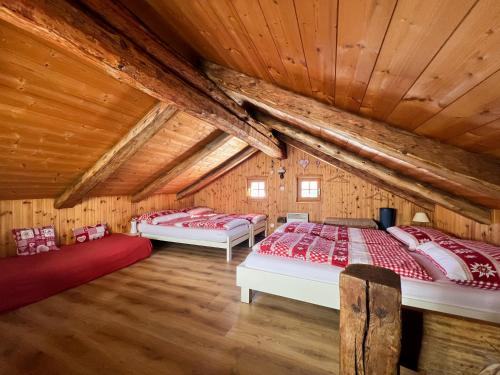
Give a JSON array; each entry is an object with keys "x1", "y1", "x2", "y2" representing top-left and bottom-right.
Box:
[{"x1": 0, "y1": 241, "x2": 497, "y2": 375}]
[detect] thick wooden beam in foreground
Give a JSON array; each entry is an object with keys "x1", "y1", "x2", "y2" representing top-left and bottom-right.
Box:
[
  {"x1": 132, "y1": 133, "x2": 232, "y2": 203},
  {"x1": 340, "y1": 264, "x2": 402, "y2": 375},
  {"x1": 0, "y1": 0, "x2": 283, "y2": 159},
  {"x1": 264, "y1": 114, "x2": 492, "y2": 224},
  {"x1": 280, "y1": 134, "x2": 434, "y2": 211},
  {"x1": 204, "y1": 62, "x2": 500, "y2": 203},
  {"x1": 54, "y1": 102, "x2": 177, "y2": 209},
  {"x1": 177, "y1": 147, "x2": 259, "y2": 200}
]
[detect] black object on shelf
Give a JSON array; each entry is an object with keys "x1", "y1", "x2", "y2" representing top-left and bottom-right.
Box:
[
  {"x1": 379, "y1": 207, "x2": 396, "y2": 230},
  {"x1": 277, "y1": 216, "x2": 287, "y2": 223}
]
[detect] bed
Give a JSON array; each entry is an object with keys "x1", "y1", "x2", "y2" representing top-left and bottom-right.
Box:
[
  {"x1": 237, "y1": 225, "x2": 500, "y2": 324},
  {"x1": 138, "y1": 211, "x2": 267, "y2": 262}
]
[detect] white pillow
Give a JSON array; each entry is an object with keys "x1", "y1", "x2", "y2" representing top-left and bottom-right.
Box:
[
  {"x1": 151, "y1": 212, "x2": 189, "y2": 225},
  {"x1": 186, "y1": 207, "x2": 214, "y2": 216}
]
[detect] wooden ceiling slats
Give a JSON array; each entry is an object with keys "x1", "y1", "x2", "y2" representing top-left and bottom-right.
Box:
[
  {"x1": 335, "y1": 0, "x2": 396, "y2": 112},
  {"x1": 258, "y1": 0, "x2": 313, "y2": 96},
  {"x1": 294, "y1": 0, "x2": 337, "y2": 105},
  {"x1": 360, "y1": 0, "x2": 475, "y2": 120},
  {"x1": 387, "y1": 0, "x2": 500, "y2": 131}
]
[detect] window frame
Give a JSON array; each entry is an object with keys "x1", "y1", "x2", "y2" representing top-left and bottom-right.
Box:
[
  {"x1": 297, "y1": 176, "x2": 322, "y2": 202},
  {"x1": 247, "y1": 177, "x2": 267, "y2": 200}
]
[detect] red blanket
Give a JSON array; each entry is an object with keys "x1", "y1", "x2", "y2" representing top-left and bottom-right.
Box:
[
  {"x1": 257, "y1": 232, "x2": 431, "y2": 280},
  {"x1": 277, "y1": 222, "x2": 402, "y2": 245},
  {"x1": 0, "y1": 234, "x2": 152, "y2": 314}
]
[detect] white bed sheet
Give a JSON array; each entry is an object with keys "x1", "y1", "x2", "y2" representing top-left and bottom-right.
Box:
[
  {"x1": 242, "y1": 251, "x2": 500, "y2": 317},
  {"x1": 139, "y1": 222, "x2": 249, "y2": 243}
]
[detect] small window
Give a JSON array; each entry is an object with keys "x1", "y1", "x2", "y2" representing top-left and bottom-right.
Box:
[
  {"x1": 248, "y1": 178, "x2": 267, "y2": 199},
  {"x1": 297, "y1": 177, "x2": 321, "y2": 202}
]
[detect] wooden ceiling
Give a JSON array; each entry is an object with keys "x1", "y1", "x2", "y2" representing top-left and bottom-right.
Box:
[
  {"x1": 134, "y1": 0, "x2": 500, "y2": 158},
  {"x1": 0, "y1": 19, "x2": 248, "y2": 200}
]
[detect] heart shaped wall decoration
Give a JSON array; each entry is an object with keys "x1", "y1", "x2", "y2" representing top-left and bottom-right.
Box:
[{"x1": 298, "y1": 159, "x2": 309, "y2": 170}]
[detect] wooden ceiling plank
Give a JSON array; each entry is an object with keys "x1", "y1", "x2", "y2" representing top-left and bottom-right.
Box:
[
  {"x1": 335, "y1": 0, "x2": 396, "y2": 111},
  {"x1": 258, "y1": 0, "x2": 313, "y2": 96},
  {"x1": 204, "y1": 62, "x2": 500, "y2": 204},
  {"x1": 294, "y1": 0, "x2": 337, "y2": 104},
  {"x1": 263, "y1": 114, "x2": 491, "y2": 224},
  {"x1": 0, "y1": 0, "x2": 284, "y2": 159},
  {"x1": 360, "y1": 0, "x2": 475, "y2": 120},
  {"x1": 230, "y1": 0, "x2": 290, "y2": 87},
  {"x1": 177, "y1": 146, "x2": 259, "y2": 200},
  {"x1": 54, "y1": 102, "x2": 178, "y2": 208},
  {"x1": 387, "y1": 0, "x2": 500, "y2": 130},
  {"x1": 415, "y1": 69, "x2": 500, "y2": 140},
  {"x1": 131, "y1": 133, "x2": 232, "y2": 203}
]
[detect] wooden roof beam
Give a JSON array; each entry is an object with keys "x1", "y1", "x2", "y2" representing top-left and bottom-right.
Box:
[
  {"x1": 203, "y1": 62, "x2": 500, "y2": 204},
  {"x1": 0, "y1": 0, "x2": 284, "y2": 159},
  {"x1": 132, "y1": 133, "x2": 232, "y2": 203},
  {"x1": 177, "y1": 146, "x2": 259, "y2": 200},
  {"x1": 261, "y1": 114, "x2": 492, "y2": 224},
  {"x1": 54, "y1": 102, "x2": 177, "y2": 209}
]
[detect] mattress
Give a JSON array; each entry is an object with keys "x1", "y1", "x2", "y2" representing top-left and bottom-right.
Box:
[
  {"x1": 242, "y1": 250, "x2": 500, "y2": 318},
  {"x1": 138, "y1": 222, "x2": 249, "y2": 243}
]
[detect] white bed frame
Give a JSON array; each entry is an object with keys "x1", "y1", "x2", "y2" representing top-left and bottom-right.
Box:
[
  {"x1": 140, "y1": 220, "x2": 267, "y2": 262},
  {"x1": 236, "y1": 263, "x2": 500, "y2": 324}
]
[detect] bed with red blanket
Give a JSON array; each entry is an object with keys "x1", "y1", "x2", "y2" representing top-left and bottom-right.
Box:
[{"x1": 0, "y1": 234, "x2": 152, "y2": 314}]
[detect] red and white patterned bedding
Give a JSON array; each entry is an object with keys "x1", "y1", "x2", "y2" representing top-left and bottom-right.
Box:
[
  {"x1": 276, "y1": 222, "x2": 402, "y2": 245},
  {"x1": 416, "y1": 239, "x2": 500, "y2": 290},
  {"x1": 387, "y1": 226, "x2": 449, "y2": 249},
  {"x1": 159, "y1": 214, "x2": 249, "y2": 231},
  {"x1": 256, "y1": 232, "x2": 431, "y2": 280},
  {"x1": 137, "y1": 209, "x2": 183, "y2": 224}
]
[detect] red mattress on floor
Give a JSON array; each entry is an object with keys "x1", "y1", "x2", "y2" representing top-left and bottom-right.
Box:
[{"x1": 0, "y1": 234, "x2": 152, "y2": 313}]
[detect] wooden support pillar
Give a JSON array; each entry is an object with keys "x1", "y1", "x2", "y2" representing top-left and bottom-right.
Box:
[{"x1": 339, "y1": 264, "x2": 402, "y2": 375}]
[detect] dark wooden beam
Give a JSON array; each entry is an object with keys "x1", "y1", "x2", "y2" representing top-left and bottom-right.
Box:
[
  {"x1": 177, "y1": 146, "x2": 259, "y2": 200},
  {"x1": 0, "y1": 0, "x2": 284, "y2": 159},
  {"x1": 340, "y1": 264, "x2": 402, "y2": 375},
  {"x1": 204, "y1": 62, "x2": 500, "y2": 204},
  {"x1": 54, "y1": 102, "x2": 177, "y2": 209},
  {"x1": 132, "y1": 133, "x2": 232, "y2": 203},
  {"x1": 279, "y1": 134, "x2": 434, "y2": 211},
  {"x1": 262, "y1": 114, "x2": 492, "y2": 224}
]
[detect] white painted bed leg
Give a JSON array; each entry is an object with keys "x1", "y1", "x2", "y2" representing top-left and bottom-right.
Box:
[
  {"x1": 249, "y1": 224, "x2": 254, "y2": 247},
  {"x1": 226, "y1": 237, "x2": 232, "y2": 262},
  {"x1": 264, "y1": 224, "x2": 268, "y2": 237},
  {"x1": 241, "y1": 287, "x2": 252, "y2": 304}
]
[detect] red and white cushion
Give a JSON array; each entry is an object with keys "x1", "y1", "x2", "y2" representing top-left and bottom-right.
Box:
[
  {"x1": 276, "y1": 222, "x2": 402, "y2": 245},
  {"x1": 255, "y1": 232, "x2": 431, "y2": 280},
  {"x1": 416, "y1": 239, "x2": 500, "y2": 290},
  {"x1": 137, "y1": 210, "x2": 186, "y2": 224},
  {"x1": 73, "y1": 224, "x2": 110, "y2": 243},
  {"x1": 387, "y1": 226, "x2": 450, "y2": 250},
  {"x1": 183, "y1": 207, "x2": 214, "y2": 216},
  {"x1": 232, "y1": 213, "x2": 267, "y2": 224},
  {"x1": 12, "y1": 226, "x2": 59, "y2": 256},
  {"x1": 164, "y1": 214, "x2": 249, "y2": 230}
]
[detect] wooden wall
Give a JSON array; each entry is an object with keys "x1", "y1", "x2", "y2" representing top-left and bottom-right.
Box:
[
  {"x1": 0, "y1": 194, "x2": 193, "y2": 258},
  {"x1": 194, "y1": 147, "x2": 500, "y2": 245}
]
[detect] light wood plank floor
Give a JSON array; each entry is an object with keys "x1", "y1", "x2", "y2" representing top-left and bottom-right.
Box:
[{"x1": 0, "y1": 243, "x2": 341, "y2": 375}]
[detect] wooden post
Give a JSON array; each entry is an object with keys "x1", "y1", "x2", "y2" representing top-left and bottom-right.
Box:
[{"x1": 340, "y1": 264, "x2": 402, "y2": 375}]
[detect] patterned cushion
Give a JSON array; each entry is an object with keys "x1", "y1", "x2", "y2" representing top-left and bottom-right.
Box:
[
  {"x1": 416, "y1": 239, "x2": 500, "y2": 290},
  {"x1": 183, "y1": 207, "x2": 214, "y2": 216},
  {"x1": 137, "y1": 210, "x2": 180, "y2": 224},
  {"x1": 72, "y1": 224, "x2": 110, "y2": 243},
  {"x1": 387, "y1": 226, "x2": 450, "y2": 250},
  {"x1": 12, "y1": 226, "x2": 59, "y2": 256}
]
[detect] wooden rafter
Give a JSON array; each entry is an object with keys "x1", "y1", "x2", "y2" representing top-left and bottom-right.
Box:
[
  {"x1": 203, "y1": 62, "x2": 500, "y2": 205},
  {"x1": 177, "y1": 146, "x2": 259, "y2": 200},
  {"x1": 261, "y1": 114, "x2": 492, "y2": 224},
  {"x1": 279, "y1": 134, "x2": 434, "y2": 211},
  {"x1": 0, "y1": 0, "x2": 284, "y2": 159},
  {"x1": 54, "y1": 102, "x2": 177, "y2": 209},
  {"x1": 132, "y1": 133, "x2": 232, "y2": 203}
]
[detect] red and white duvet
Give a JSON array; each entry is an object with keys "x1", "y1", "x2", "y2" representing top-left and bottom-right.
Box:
[
  {"x1": 256, "y1": 232, "x2": 431, "y2": 280},
  {"x1": 159, "y1": 214, "x2": 249, "y2": 230},
  {"x1": 416, "y1": 239, "x2": 500, "y2": 290},
  {"x1": 276, "y1": 222, "x2": 402, "y2": 246}
]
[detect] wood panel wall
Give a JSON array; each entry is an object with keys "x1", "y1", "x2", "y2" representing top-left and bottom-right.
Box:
[
  {"x1": 194, "y1": 147, "x2": 500, "y2": 245},
  {"x1": 0, "y1": 194, "x2": 194, "y2": 258}
]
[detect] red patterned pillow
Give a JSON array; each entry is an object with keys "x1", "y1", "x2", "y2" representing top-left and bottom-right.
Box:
[
  {"x1": 72, "y1": 224, "x2": 110, "y2": 243},
  {"x1": 12, "y1": 226, "x2": 59, "y2": 256},
  {"x1": 387, "y1": 226, "x2": 449, "y2": 250}
]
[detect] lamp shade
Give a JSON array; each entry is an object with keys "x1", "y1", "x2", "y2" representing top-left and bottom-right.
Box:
[{"x1": 412, "y1": 212, "x2": 430, "y2": 223}]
